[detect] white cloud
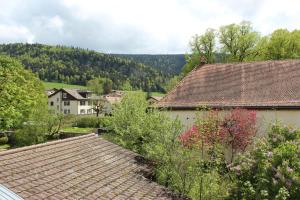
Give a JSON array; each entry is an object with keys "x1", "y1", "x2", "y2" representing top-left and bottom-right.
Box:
[
  {"x1": 0, "y1": 25, "x2": 34, "y2": 43},
  {"x1": 0, "y1": 0, "x2": 299, "y2": 53}
]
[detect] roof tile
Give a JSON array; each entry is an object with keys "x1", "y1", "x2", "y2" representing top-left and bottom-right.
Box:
[
  {"x1": 0, "y1": 134, "x2": 182, "y2": 199},
  {"x1": 158, "y1": 60, "x2": 300, "y2": 108}
]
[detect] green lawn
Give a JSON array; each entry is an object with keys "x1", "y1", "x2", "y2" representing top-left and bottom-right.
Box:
[
  {"x1": 43, "y1": 81, "x2": 87, "y2": 89},
  {"x1": 61, "y1": 127, "x2": 94, "y2": 133}
]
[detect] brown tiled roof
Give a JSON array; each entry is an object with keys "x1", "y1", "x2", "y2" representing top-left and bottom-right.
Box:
[
  {"x1": 158, "y1": 60, "x2": 300, "y2": 109},
  {"x1": 48, "y1": 88, "x2": 92, "y2": 100},
  {"x1": 0, "y1": 134, "x2": 180, "y2": 199}
]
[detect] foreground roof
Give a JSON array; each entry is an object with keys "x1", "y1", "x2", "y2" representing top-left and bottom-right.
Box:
[
  {"x1": 158, "y1": 60, "x2": 300, "y2": 109},
  {"x1": 0, "y1": 134, "x2": 180, "y2": 199}
]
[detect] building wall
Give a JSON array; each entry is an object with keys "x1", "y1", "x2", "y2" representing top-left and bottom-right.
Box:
[
  {"x1": 48, "y1": 92, "x2": 95, "y2": 115},
  {"x1": 48, "y1": 92, "x2": 62, "y2": 113},
  {"x1": 163, "y1": 109, "x2": 300, "y2": 135}
]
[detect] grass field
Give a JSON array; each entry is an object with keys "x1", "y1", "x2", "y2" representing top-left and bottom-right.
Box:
[{"x1": 43, "y1": 81, "x2": 87, "y2": 89}]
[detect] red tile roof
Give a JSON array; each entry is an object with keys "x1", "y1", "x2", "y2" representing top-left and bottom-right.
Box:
[
  {"x1": 158, "y1": 60, "x2": 300, "y2": 109},
  {"x1": 0, "y1": 134, "x2": 181, "y2": 199}
]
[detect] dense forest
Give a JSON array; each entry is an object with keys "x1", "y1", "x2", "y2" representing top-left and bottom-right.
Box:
[
  {"x1": 0, "y1": 43, "x2": 171, "y2": 92},
  {"x1": 113, "y1": 54, "x2": 186, "y2": 75}
]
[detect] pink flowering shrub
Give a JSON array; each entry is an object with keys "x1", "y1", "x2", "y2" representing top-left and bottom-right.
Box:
[
  {"x1": 220, "y1": 108, "x2": 257, "y2": 162},
  {"x1": 180, "y1": 108, "x2": 257, "y2": 162},
  {"x1": 180, "y1": 109, "x2": 222, "y2": 147}
]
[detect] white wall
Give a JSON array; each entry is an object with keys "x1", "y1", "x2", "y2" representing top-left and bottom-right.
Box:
[
  {"x1": 48, "y1": 92, "x2": 95, "y2": 115},
  {"x1": 48, "y1": 92, "x2": 62, "y2": 113},
  {"x1": 163, "y1": 109, "x2": 300, "y2": 135}
]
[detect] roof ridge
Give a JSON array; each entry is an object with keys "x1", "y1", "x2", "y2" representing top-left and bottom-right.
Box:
[{"x1": 0, "y1": 133, "x2": 97, "y2": 157}]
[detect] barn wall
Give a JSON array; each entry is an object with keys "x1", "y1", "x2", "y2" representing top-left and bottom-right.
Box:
[{"x1": 163, "y1": 109, "x2": 300, "y2": 135}]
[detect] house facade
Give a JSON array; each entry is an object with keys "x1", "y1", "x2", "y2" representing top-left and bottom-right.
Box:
[
  {"x1": 157, "y1": 60, "x2": 300, "y2": 134},
  {"x1": 48, "y1": 88, "x2": 97, "y2": 115}
]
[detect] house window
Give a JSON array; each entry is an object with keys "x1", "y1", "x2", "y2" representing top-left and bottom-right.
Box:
[
  {"x1": 64, "y1": 101, "x2": 70, "y2": 106},
  {"x1": 87, "y1": 109, "x2": 92, "y2": 114},
  {"x1": 57, "y1": 97, "x2": 59, "y2": 102},
  {"x1": 80, "y1": 101, "x2": 86, "y2": 106},
  {"x1": 57, "y1": 105, "x2": 59, "y2": 110},
  {"x1": 62, "y1": 93, "x2": 67, "y2": 98},
  {"x1": 88, "y1": 101, "x2": 92, "y2": 106},
  {"x1": 80, "y1": 109, "x2": 85, "y2": 114},
  {"x1": 50, "y1": 101, "x2": 54, "y2": 106}
]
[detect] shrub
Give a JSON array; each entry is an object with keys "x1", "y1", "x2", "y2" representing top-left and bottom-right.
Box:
[
  {"x1": 0, "y1": 136, "x2": 8, "y2": 145},
  {"x1": 11, "y1": 124, "x2": 46, "y2": 147},
  {"x1": 73, "y1": 116, "x2": 108, "y2": 128},
  {"x1": 228, "y1": 122, "x2": 300, "y2": 200}
]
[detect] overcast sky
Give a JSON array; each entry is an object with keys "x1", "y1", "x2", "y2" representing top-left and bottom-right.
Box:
[{"x1": 0, "y1": 0, "x2": 299, "y2": 54}]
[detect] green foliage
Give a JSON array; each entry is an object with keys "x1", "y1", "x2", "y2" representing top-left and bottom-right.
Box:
[
  {"x1": 43, "y1": 81, "x2": 87, "y2": 89},
  {"x1": 219, "y1": 21, "x2": 260, "y2": 62},
  {"x1": 73, "y1": 116, "x2": 107, "y2": 128},
  {"x1": 107, "y1": 93, "x2": 231, "y2": 199},
  {"x1": 121, "y1": 80, "x2": 133, "y2": 91},
  {"x1": 0, "y1": 136, "x2": 8, "y2": 145},
  {"x1": 87, "y1": 77, "x2": 107, "y2": 95},
  {"x1": 260, "y1": 29, "x2": 300, "y2": 60},
  {"x1": 183, "y1": 29, "x2": 216, "y2": 75},
  {"x1": 114, "y1": 54, "x2": 186, "y2": 76},
  {"x1": 108, "y1": 92, "x2": 149, "y2": 153},
  {"x1": 183, "y1": 21, "x2": 300, "y2": 75},
  {"x1": 229, "y1": 122, "x2": 300, "y2": 200},
  {"x1": 0, "y1": 43, "x2": 167, "y2": 92},
  {"x1": 0, "y1": 55, "x2": 47, "y2": 131},
  {"x1": 164, "y1": 75, "x2": 181, "y2": 92}
]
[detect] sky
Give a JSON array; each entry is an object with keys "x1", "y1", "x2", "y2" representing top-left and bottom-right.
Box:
[{"x1": 0, "y1": 0, "x2": 299, "y2": 54}]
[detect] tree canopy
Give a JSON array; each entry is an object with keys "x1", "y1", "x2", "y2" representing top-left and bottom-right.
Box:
[
  {"x1": 183, "y1": 21, "x2": 300, "y2": 75},
  {"x1": 0, "y1": 55, "x2": 47, "y2": 131},
  {"x1": 0, "y1": 43, "x2": 169, "y2": 92}
]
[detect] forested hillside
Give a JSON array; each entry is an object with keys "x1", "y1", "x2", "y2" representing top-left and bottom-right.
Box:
[
  {"x1": 113, "y1": 54, "x2": 186, "y2": 75},
  {"x1": 0, "y1": 43, "x2": 168, "y2": 92}
]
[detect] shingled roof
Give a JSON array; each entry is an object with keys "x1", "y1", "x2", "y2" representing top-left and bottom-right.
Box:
[
  {"x1": 0, "y1": 134, "x2": 180, "y2": 199},
  {"x1": 158, "y1": 60, "x2": 300, "y2": 109}
]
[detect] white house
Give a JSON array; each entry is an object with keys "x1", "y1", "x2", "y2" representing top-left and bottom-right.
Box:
[
  {"x1": 47, "y1": 88, "x2": 98, "y2": 115},
  {"x1": 157, "y1": 59, "x2": 300, "y2": 133}
]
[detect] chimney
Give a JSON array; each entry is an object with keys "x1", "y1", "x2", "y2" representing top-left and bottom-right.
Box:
[
  {"x1": 200, "y1": 56, "x2": 207, "y2": 65},
  {"x1": 195, "y1": 56, "x2": 207, "y2": 69}
]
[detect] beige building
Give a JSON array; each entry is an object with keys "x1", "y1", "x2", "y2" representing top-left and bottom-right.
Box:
[
  {"x1": 48, "y1": 88, "x2": 97, "y2": 115},
  {"x1": 157, "y1": 60, "x2": 300, "y2": 133}
]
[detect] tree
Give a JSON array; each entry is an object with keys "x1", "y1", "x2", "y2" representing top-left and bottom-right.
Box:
[
  {"x1": 0, "y1": 55, "x2": 47, "y2": 131},
  {"x1": 264, "y1": 29, "x2": 300, "y2": 60},
  {"x1": 164, "y1": 75, "x2": 181, "y2": 92},
  {"x1": 87, "y1": 77, "x2": 113, "y2": 95},
  {"x1": 103, "y1": 78, "x2": 113, "y2": 94},
  {"x1": 87, "y1": 78, "x2": 104, "y2": 95},
  {"x1": 219, "y1": 21, "x2": 260, "y2": 62},
  {"x1": 183, "y1": 29, "x2": 216, "y2": 75},
  {"x1": 121, "y1": 80, "x2": 133, "y2": 91}
]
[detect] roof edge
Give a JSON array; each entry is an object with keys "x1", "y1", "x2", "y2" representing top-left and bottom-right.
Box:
[
  {"x1": 156, "y1": 105, "x2": 300, "y2": 110},
  {"x1": 0, "y1": 133, "x2": 97, "y2": 157}
]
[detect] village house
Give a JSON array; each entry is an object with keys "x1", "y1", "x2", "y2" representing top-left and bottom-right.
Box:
[
  {"x1": 47, "y1": 88, "x2": 98, "y2": 115},
  {"x1": 148, "y1": 96, "x2": 163, "y2": 104},
  {"x1": 157, "y1": 60, "x2": 300, "y2": 133},
  {"x1": 47, "y1": 89, "x2": 125, "y2": 115},
  {"x1": 0, "y1": 134, "x2": 183, "y2": 199}
]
